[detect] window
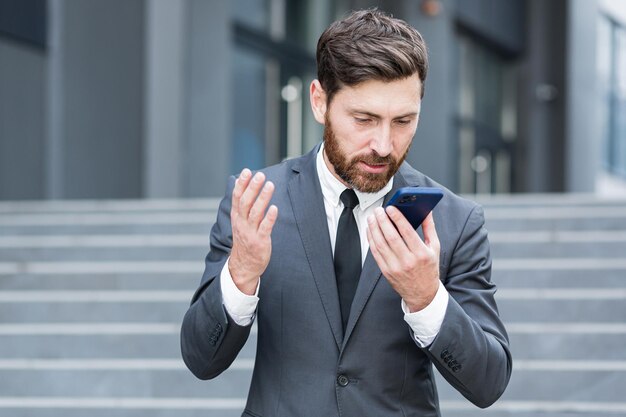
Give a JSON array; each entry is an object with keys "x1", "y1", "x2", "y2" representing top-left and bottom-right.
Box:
[
  {"x1": 457, "y1": 35, "x2": 517, "y2": 194},
  {"x1": 0, "y1": 0, "x2": 46, "y2": 48},
  {"x1": 598, "y1": 15, "x2": 626, "y2": 178},
  {"x1": 231, "y1": 48, "x2": 269, "y2": 173}
]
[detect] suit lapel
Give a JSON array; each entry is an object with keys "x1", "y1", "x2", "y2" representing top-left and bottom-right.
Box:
[
  {"x1": 288, "y1": 147, "x2": 344, "y2": 349},
  {"x1": 342, "y1": 171, "x2": 411, "y2": 349}
]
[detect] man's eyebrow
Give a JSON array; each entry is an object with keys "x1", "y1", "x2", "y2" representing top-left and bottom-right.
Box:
[
  {"x1": 350, "y1": 110, "x2": 381, "y2": 119},
  {"x1": 349, "y1": 109, "x2": 418, "y2": 119},
  {"x1": 393, "y1": 112, "x2": 419, "y2": 119}
]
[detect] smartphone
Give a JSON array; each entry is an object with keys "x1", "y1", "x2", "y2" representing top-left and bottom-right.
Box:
[{"x1": 384, "y1": 187, "x2": 444, "y2": 229}]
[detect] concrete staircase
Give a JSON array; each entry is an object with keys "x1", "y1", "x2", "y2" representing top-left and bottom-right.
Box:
[{"x1": 1, "y1": 195, "x2": 625, "y2": 417}]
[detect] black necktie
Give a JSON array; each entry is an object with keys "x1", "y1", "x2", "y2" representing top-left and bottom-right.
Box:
[{"x1": 334, "y1": 189, "x2": 361, "y2": 331}]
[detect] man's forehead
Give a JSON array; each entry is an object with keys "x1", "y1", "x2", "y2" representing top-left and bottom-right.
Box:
[{"x1": 332, "y1": 76, "x2": 422, "y2": 115}]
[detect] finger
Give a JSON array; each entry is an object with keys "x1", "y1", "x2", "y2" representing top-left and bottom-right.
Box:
[
  {"x1": 239, "y1": 172, "x2": 266, "y2": 219},
  {"x1": 366, "y1": 223, "x2": 389, "y2": 272},
  {"x1": 249, "y1": 181, "x2": 275, "y2": 227},
  {"x1": 385, "y1": 205, "x2": 426, "y2": 251},
  {"x1": 374, "y1": 207, "x2": 412, "y2": 258},
  {"x1": 422, "y1": 212, "x2": 440, "y2": 252},
  {"x1": 231, "y1": 168, "x2": 252, "y2": 215},
  {"x1": 258, "y1": 204, "x2": 278, "y2": 238},
  {"x1": 366, "y1": 213, "x2": 393, "y2": 266}
]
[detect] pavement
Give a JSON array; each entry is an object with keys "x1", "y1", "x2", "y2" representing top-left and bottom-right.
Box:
[{"x1": 0, "y1": 194, "x2": 625, "y2": 417}]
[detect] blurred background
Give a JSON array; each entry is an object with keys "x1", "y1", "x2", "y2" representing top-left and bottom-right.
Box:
[
  {"x1": 2, "y1": 1, "x2": 626, "y2": 417},
  {"x1": 1, "y1": 0, "x2": 626, "y2": 200}
]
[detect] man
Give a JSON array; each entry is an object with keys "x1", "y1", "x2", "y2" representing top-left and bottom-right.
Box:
[{"x1": 181, "y1": 9, "x2": 511, "y2": 417}]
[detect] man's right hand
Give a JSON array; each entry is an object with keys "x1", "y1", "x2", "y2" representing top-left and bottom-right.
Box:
[{"x1": 228, "y1": 168, "x2": 278, "y2": 295}]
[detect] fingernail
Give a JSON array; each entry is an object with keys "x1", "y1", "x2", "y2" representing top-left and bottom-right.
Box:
[
  {"x1": 367, "y1": 215, "x2": 374, "y2": 224},
  {"x1": 241, "y1": 169, "x2": 250, "y2": 179},
  {"x1": 375, "y1": 207, "x2": 385, "y2": 216},
  {"x1": 253, "y1": 173, "x2": 262, "y2": 182}
]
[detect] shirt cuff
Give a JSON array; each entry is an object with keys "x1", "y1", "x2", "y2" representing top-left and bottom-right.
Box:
[
  {"x1": 402, "y1": 280, "x2": 449, "y2": 348},
  {"x1": 220, "y1": 257, "x2": 260, "y2": 326}
]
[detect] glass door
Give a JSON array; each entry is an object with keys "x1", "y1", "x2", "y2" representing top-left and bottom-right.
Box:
[{"x1": 457, "y1": 35, "x2": 517, "y2": 194}]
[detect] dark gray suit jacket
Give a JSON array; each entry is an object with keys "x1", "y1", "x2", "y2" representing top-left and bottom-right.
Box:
[{"x1": 181, "y1": 145, "x2": 512, "y2": 417}]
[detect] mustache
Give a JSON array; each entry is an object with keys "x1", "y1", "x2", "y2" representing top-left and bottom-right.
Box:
[{"x1": 356, "y1": 153, "x2": 395, "y2": 165}]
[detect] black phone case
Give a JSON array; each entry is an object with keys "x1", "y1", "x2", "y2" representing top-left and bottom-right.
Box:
[{"x1": 385, "y1": 187, "x2": 444, "y2": 228}]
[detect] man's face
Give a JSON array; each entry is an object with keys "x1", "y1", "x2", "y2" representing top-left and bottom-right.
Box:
[{"x1": 318, "y1": 74, "x2": 422, "y2": 193}]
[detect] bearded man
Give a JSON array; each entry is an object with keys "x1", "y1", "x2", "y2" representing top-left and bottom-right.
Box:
[{"x1": 181, "y1": 9, "x2": 511, "y2": 417}]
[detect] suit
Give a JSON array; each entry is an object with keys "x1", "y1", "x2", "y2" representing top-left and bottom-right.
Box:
[{"x1": 181, "y1": 145, "x2": 512, "y2": 416}]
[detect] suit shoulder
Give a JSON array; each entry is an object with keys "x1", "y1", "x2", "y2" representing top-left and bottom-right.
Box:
[{"x1": 255, "y1": 147, "x2": 317, "y2": 186}]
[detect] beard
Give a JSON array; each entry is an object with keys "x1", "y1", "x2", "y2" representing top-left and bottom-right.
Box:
[{"x1": 323, "y1": 117, "x2": 411, "y2": 193}]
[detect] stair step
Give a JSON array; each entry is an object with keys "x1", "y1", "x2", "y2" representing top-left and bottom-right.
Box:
[
  {"x1": 509, "y1": 332, "x2": 626, "y2": 361},
  {"x1": 0, "y1": 273, "x2": 200, "y2": 291},
  {"x1": 0, "y1": 247, "x2": 207, "y2": 262},
  {"x1": 436, "y1": 367, "x2": 626, "y2": 403},
  {"x1": 485, "y1": 217, "x2": 626, "y2": 231},
  {"x1": 0, "y1": 367, "x2": 251, "y2": 398},
  {"x1": 499, "y1": 298, "x2": 626, "y2": 322},
  {"x1": 491, "y1": 243, "x2": 626, "y2": 258},
  {"x1": 0, "y1": 224, "x2": 209, "y2": 236},
  {"x1": 0, "y1": 408, "x2": 243, "y2": 417},
  {"x1": 0, "y1": 300, "x2": 190, "y2": 323},
  {"x1": 493, "y1": 269, "x2": 626, "y2": 288},
  {"x1": 0, "y1": 333, "x2": 256, "y2": 359}
]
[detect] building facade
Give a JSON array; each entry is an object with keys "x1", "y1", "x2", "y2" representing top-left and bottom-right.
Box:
[{"x1": 1, "y1": 0, "x2": 626, "y2": 200}]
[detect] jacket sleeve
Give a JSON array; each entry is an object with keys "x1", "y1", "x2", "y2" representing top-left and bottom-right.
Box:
[
  {"x1": 425, "y1": 204, "x2": 513, "y2": 408},
  {"x1": 180, "y1": 176, "x2": 253, "y2": 380}
]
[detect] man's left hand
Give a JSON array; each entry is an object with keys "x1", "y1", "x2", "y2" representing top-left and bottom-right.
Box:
[{"x1": 366, "y1": 206, "x2": 440, "y2": 313}]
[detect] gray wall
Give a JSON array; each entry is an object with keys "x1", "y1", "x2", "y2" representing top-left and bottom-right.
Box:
[
  {"x1": 1, "y1": 0, "x2": 235, "y2": 200},
  {"x1": 143, "y1": 0, "x2": 185, "y2": 198},
  {"x1": 1, "y1": 0, "x2": 146, "y2": 200},
  {"x1": 455, "y1": 0, "x2": 525, "y2": 53},
  {"x1": 54, "y1": 0, "x2": 144, "y2": 199},
  {"x1": 517, "y1": 0, "x2": 568, "y2": 192},
  {"x1": 142, "y1": 0, "x2": 233, "y2": 198},
  {"x1": 565, "y1": 0, "x2": 598, "y2": 192},
  {"x1": 0, "y1": 39, "x2": 45, "y2": 200},
  {"x1": 183, "y1": 0, "x2": 232, "y2": 197}
]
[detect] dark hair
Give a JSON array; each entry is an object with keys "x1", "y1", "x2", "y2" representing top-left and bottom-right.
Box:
[{"x1": 316, "y1": 9, "x2": 429, "y2": 104}]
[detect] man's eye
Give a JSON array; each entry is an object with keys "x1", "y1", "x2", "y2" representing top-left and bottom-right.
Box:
[
  {"x1": 355, "y1": 117, "x2": 371, "y2": 124},
  {"x1": 395, "y1": 119, "x2": 411, "y2": 126}
]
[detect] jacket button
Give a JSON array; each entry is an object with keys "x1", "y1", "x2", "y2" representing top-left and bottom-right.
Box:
[
  {"x1": 440, "y1": 349, "x2": 449, "y2": 359},
  {"x1": 337, "y1": 375, "x2": 350, "y2": 387}
]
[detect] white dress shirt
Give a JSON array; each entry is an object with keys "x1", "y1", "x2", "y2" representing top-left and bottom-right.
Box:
[{"x1": 220, "y1": 144, "x2": 448, "y2": 347}]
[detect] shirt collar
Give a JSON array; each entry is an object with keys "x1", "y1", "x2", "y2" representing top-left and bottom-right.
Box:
[{"x1": 316, "y1": 143, "x2": 393, "y2": 210}]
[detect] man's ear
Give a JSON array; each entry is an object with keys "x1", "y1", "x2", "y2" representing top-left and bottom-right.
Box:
[{"x1": 309, "y1": 80, "x2": 327, "y2": 124}]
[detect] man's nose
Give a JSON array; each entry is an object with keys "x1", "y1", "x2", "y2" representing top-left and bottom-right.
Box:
[{"x1": 370, "y1": 124, "x2": 392, "y2": 157}]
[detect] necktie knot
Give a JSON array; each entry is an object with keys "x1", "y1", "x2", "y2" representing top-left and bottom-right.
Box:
[{"x1": 340, "y1": 189, "x2": 359, "y2": 210}]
